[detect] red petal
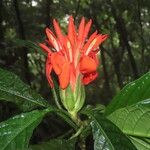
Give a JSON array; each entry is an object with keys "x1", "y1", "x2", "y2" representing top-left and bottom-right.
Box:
[
  {"x1": 59, "y1": 62, "x2": 70, "y2": 89},
  {"x1": 39, "y1": 43, "x2": 52, "y2": 53},
  {"x1": 80, "y1": 56, "x2": 98, "y2": 74},
  {"x1": 88, "y1": 52, "x2": 99, "y2": 65},
  {"x1": 82, "y1": 72, "x2": 98, "y2": 85},
  {"x1": 51, "y1": 53, "x2": 65, "y2": 75},
  {"x1": 69, "y1": 63, "x2": 76, "y2": 91},
  {"x1": 83, "y1": 19, "x2": 92, "y2": 41},
  {"x1": 53, "y1": 19, "x2": 64, "y2": 43},
  {"x1": 68, "y1": 16, "x2": 76, "y2": 47},
  {"x1": 82, "y1": 31, "x2": 98, "y2": 53},
  {"x1": 101, "y1": 34, "x2": 108, "y2": 42},
  {"x1": 85, "y1": 34, "x2": 108, "y2": 55},
  {"x1": 63, "y1": 36, "x2": 73, "y2": 62},
  {"x1": 78, "y1": 17, "x2": 85, "y2": 41},
  {"x1": 46, "y1": 54, "x2": 54, "y2": 88},
  {"x1": 46, "y1": 28, "x2": 60, "y2": 51},
  {"x1": 92, "y1": 34, "x2": 108, "y2": 50}
]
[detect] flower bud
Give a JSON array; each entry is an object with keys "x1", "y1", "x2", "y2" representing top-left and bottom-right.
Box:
[{"x1": 59, "y1": 77, "x2": 85, "y2": 115}]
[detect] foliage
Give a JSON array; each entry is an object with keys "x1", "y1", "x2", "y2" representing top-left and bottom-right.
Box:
[
  {"x1": 0, "y1": 68, "x2": 50, "y2": 111},
  {"x1": 0, "y1": 67, "x2": 149, "y2": 149}
]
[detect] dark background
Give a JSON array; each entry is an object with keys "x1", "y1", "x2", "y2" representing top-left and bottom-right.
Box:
[{"x1": 0, "y1": 0, "x2": 149, "y2": 148}]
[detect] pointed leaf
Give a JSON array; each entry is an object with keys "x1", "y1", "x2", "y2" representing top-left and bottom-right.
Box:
[
  {"x1": 0, "y1": 68, "x2": 50, "y2": 111},
  {"x1": 88, "y1": 112, "x2": 136, "y2": 150},
  {"x1": 105, "y1": 72, "x2": 150, "y2": 115},
  {"x1": 0, "y1": 109, "x2": 51, "y2": 150},
  {"x1": 129, "y1": 136, "x2": 150, "y2": 150},
  {"x1": 107, "y1": 99, "x2": 150, "y2": 138}
]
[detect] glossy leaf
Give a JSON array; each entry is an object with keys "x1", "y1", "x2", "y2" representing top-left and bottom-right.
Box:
[
  {"x1": 107, "y1": 99, "x2": 150, "y2": 138},
  {"x1": 29, "y1": 139, "x2": 76, "y2": 150},
  {"x1": 129, "y1": 136, "x2": 150, "y2": 150},
  {"x1": 0, "y1": 109, "x2": 51, "y2": 150},
  {"x1": 0, "y1": 68, "x2": 50, "y2": 111},
  {"x1": 105, "y1": 72, "x2": 150, "y2": 115},
  {"x1": 88, "y1": 111, "x2": 136, "y2": 150}
]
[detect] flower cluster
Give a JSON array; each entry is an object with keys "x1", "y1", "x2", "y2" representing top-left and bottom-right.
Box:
[{"x1": 39, "y1": 16, "x2": 108, "y2": 91}]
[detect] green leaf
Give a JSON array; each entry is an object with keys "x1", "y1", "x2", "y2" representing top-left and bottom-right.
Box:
[
  {"x1": 0, "y1": 68, "x2": 50, "y2": 111},
  {"x1": 29, "y1": 139, "x2": 76, "y2": 150},
  {"x1": 0, "y1": 109, "x2": 51, "y2": 150},
  {"x1": 88, "y1": 112, "x2": 136, "y2": 150},
  {"x1": 105, "y1": 72, "x2": 150, "y2": 115},
  {"x1": 0, "y1": 68, "x2": 77, "y2": 130},
  {"x1": 129, "y1": 136, "x2": 150, "y2": 150},
  {"x1": 107, "y1": 99, "x2": 150, "y2": 138}
]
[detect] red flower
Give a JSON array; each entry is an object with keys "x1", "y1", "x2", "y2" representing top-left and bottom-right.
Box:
[{"x1": 39, "y1": 16, "x2": 108, "y2": 90}]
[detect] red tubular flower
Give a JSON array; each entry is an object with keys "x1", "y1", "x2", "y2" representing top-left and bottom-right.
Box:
[{"x1": 39, "y1": 16, "x2": 108, "y2": 90}]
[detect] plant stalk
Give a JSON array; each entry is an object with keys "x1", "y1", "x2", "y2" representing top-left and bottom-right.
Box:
[{"x1": 52, "y1": 88, "x2": 63, "y2": 110}]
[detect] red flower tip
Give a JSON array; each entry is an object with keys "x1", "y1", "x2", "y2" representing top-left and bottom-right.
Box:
[
  {"x1": 82, "y1": 72, "x2": 98, "y2": 85},
  {"x1": 39, "y1": 43, "x2": 52, "y2": 53}
]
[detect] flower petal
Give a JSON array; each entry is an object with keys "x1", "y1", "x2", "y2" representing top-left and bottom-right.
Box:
[
  {"x1": 82, "y1": 72, "x2": 98, "y2": 85},
  {"x1": 46, "y1": 28, "x2": 60, "y2": 51},
  {"x1": 46, "y1": 54, "x2": 54, "y2": 88},
  {"x1": 82, "y1": 31, "x2": 98, "y2": 53},
  {"x1": 39, "y1": 43, "x2": 52, "y2": 53},
  {"x1": 82, "y1": 32, "x2": 108, "y2": 55},
  {"x1": 62, "y1": 36, "x2": 73, "y2": 62},
  {"x1": 59, "y1": 62, "x2": 70, "y2": 89},
  {"x1": 53, "y1": 19, "x2": 64, "y2": 43},
  {"x1": 68, "y1": 16, "x2": 76, "y2": 47},
  {"x1": 69, "y1": 63, "x2": 76, "y2": 91},
  {"x1": 88, "y1": 51, "x2": 99, "y2": 65},
  {"x1": 83, "y1": 19, "x2": 92, "y2": 42},
  {"x1": 80, "y1": 56, "x2": 97, "y2": 74},
  {"x1": 51, "y1": 53, "x2": 65, "y2": 75},
  {"x1": 91, "y1": 34, "x2": 108, "y2": 50},
  {"x1": 78, "y1": 17, "x2": 85, "y2": 41}
]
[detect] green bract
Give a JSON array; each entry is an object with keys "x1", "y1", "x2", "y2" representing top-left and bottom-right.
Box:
[{"x1": 60, "y1": 77, "x2": 85, "y2": 119}]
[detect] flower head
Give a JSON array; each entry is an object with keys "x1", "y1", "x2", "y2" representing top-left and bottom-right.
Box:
[{"x1": 39, "y1": 16, "x2": 108, "y2": 90}]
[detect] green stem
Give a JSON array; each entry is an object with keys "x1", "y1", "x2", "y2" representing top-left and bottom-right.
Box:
[
  {"x1": 79, "y1": 138, "x2": 86, "y2": 150},
  {"x1": 70, "y1": 125, "x2": 84, "y2": 139},
  {"x1": 56, "y1": 110, "x2": 78, "y2": 131},
  {"x1": 52, "y1": 88, "x2": 62, "y2": 110},
  {"x1": 69, "y1": 111, "x2": 82, "y2": 126},
  {"x1": 58, "y1": 129, "x2": 73, "y2": 139}
]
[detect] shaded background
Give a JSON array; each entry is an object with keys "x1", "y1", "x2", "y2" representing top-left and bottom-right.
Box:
[{"x1": 0, "y1": 0, "x2": 149, "y2": 148}]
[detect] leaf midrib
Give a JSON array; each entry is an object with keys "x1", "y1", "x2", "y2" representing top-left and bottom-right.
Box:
[
  {"x1": 91, "y1": 116, "x2": 115, "y2": 150},
  {"x1": 0, "y1": 86, "x2": 48, "y2": 107},
  {"x1": 2, "y1": 111, "x2": 47, "y2": 150}
]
